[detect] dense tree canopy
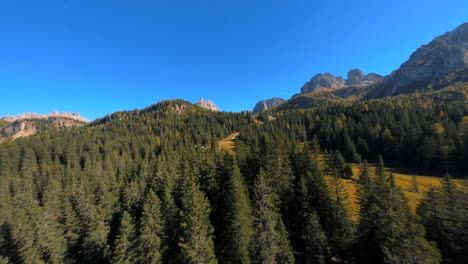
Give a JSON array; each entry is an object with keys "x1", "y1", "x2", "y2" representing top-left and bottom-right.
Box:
[{"x1": 0, "y1": 85, "x2": 467, "y2": 263}]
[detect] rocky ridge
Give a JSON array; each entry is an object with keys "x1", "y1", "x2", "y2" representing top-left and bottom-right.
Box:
[
  {"x1": 252, "y1": 98, "x2": 285, "y2": 114},
  {"x1": 2, "y1": 111, "x2": 89, "y2": 123},
  {"x1": 0, "y1": 111, "x2": 89, "y2": 142},
  {"x1": 300, "y1": 69, "x2": 384, "y2": 94},
  {"x1": 382, "y1": 22, "x2": 468, "y2": 96},
  {"x1": 254, "y1": 22, "x2": 468, "y2": 113}
]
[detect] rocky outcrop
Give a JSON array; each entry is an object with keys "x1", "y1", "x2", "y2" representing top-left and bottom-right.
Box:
[
  {"x1": 195, "y1": 98, "x2": 220, "y2": 112},
  {"x1": 386, "y1": 22, "x2": 468, "y2": 95},
  {"x1": 1, "y1": 117, "x2": 88, "y2": 142},
  {"x1": 301, "y1": 73, "x2": 346, "y2": 94},
  {"x1": 346, "y1": 69, "x2": 365, "y2": 85},
  {"x1": 6, "y1": 121, "x2": 38, "y2": 133},
  {"x1": 364, "y1": 72, "x2": 384, "y2": 82},
  {"x1": 2, "y1": 111, "x2": 89, "y2": 123},
  {"x1": 252, "y1": 97, "x2": 285, "y2": 114},
  {"x1": 1, "y1": 111, "x2": 89, "y2": 142},
  {"x1": 300, "y1": 69, "x2": 384, "y2": 94}
]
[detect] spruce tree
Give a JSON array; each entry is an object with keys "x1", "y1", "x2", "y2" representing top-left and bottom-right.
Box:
[
  {"x1": 252, "y1": 169, "x2": 294, "y2": 264},
  {"x1": 136, "y1": 190, "x2": 165, "y2": 264},
  {"x1": 357, "y1": 157, "x2": 441, "y2": 263},
  {"x1": 328, "y1": 175, "x2": 356, "y2": 259},
  {"x1": 417, "y1": 174, "x2": 468, "y2": 263},
  {"x1": 220, "y1": 158, "x2": 254, "y2": 264},
  {"x1": 303, "y1": 211, "x2": 329, "y2": 264},
  {"x1": 178, "y1": 175, "x2": 217, "y2": 264},
  {"x1": 112, "y1": 211, "x2": 136, "y2": 264}
]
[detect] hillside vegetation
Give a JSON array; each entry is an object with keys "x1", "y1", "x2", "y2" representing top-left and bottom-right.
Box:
[{"x1": 0, "y1": 85, "x2": 467, "y2": 263}]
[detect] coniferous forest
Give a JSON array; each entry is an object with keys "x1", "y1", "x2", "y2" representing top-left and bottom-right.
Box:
[{"x1": 0, "y1": 84, "x2": 467, "y2": 264}]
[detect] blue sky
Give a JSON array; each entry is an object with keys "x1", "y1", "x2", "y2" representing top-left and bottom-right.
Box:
[{"x1": 0, "y1": 0, "x2": 467, "y2": 120}]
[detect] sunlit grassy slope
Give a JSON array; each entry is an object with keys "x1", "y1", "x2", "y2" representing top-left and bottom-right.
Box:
[
  {"x1": 325, "y1": 164, "x2": 451, "y2": 220},
  {"x1": 219, "y1": 137, "x2": 463, "y2": 217},
  {"x1": 347, "y1": 164, "x2": 464, "y2": 212},
  {"x1": 218, "y1": 132, "x2": 240, "y2": 155}
]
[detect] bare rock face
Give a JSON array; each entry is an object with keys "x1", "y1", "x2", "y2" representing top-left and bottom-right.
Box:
[
  {"x1": 195, "y1": 98, "x2": 220, "y2": 111},
  {"x1": 300, "y1": 69, "x2": 384, "y2": 94},
  {"x1": 389, "y1": 22, "x2": 468, "y2": 94},
  {"x1": 8, "y1": 121, "x2": 38, "y2": 133},
  {"x1": 346, "y1": 69, "x2": 365, "y2": 85},
  {"x1": 252, "y1": 97, "x2": 285, "y2": 114},
  {"x1": 1, "y1": 112, "x2": 89, "y2": 141},
  {"x1": 301, "y1": 73, "x2": 346, "y2": 94},
  {"x1": 364, "y1": 72, "x2": 384, "y2": 82}
]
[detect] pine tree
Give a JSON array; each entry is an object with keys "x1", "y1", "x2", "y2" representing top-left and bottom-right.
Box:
[
  {"x1": 417, "y1": 174, "x2": 468, "y2": 263},
  {"x1": 11, "y1": 194, "x2": 43, "y2": 263},
  {"x1": 136, "y1": 190, "x2": 165, "y2": 264},
  {"x1": 220, "y1": 158, "x2": 254, "y2": 264},
  {"x1": 112, "y1": 211, "x2": 136, "y2": 264},
  {"x1": 357, "y1": 157, "x2": 441, "y2": 263},
  {"x1": 35, "y1": 202, "x2": 67, "y2": 264},
  {"x1": 275, "y1": 219, "x2": 294, "y2": 264},
  {"x1": 178, "y1": 175, "x2": 217, "y2": 264},
  {"x1": 328, "y1": 175, "x2": 356, "y2": 259},
  {"x1": 252, "y1": 169, "x2": 294, "y2": 264},
  {"x1": 303, "y1": 211, "x2": 329, "y2": 264}
]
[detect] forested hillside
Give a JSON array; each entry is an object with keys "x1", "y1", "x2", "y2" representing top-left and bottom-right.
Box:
[{"x1": 0, "y1": 86, "x2": 467, "y2": 263}]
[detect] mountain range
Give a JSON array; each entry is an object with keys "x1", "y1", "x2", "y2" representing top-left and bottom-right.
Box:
[
  {"x1": 0, "y1": 22, "x2": 467, "y2": 264},
  {"x1": 1, "y1": 22, "x2": 467, "y2": 140},
  {"x1": 253, "y1": 22, "x2": 468, "y2": 113}
]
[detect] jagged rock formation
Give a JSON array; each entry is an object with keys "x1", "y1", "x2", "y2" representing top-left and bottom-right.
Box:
[
  {"x1": 293, "y1": 22, "x2": 468, "y2": 99},
  {"x1": 381, "y1": 22, "x2": 468, "y2": 95},
  {"x1": 364, "y1": 72, "x2": 384, "y2": 82},
  {"x1": 266, "y1": 22, "x2": 468, "y2": 112},
  {"x1": 252, "y1": 97, "x2": 285, "y2": 114},
  {"x1": 300, "y1": 69, "x2": 384, "y2": 94},
  {"x1": 301, "y1": 73, "x2": 346, "y2": 94},
  {"x1": 2, "y1": 111, "x2": 89, "y2": 123},
  {"x1": 195, "y1": 98, "x2": 220, "y2": 111},
  {"x1": 346, "y1": 69, "x2": 365, "y2": 85}
]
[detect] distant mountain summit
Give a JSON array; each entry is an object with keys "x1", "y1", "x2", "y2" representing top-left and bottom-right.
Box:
[
  {"x1": 2, "y1": 111, "x2": 89, "y2": 123},
  {"x1": 299, "y1": 23, "x2": 468, "y2": 98},
  {"x1": 300, "y1": 69, "x2": 384, "y2": 94},
  {"x1": 195, "y1": 98, "x2": 220, "y2": 111},
  {"x1": 252, "y1": 98, "x2": 285, "y2": 114},
  {"x1": 252, "y1": 22, "x2": 468, "y2": 112}
]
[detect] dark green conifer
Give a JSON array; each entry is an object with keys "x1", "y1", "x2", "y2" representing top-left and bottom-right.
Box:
[
  {"x1": 113, "y1": 211, "x2": 136, "y2": 264},
  {"x1": 136, "y1": 190, "x2": 165, "y2": 264},
  {"x1": 220, "y1": 158, "x2": 254, "y2": 264},
  {"x1": 252, "y1": 169, "x2": 294, "y2": 264},
  {"x1": 178, "y1": 176, "x2": 217, "y2": 264}
]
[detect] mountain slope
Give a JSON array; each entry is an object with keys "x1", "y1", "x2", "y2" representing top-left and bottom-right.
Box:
[
  {"x1": 252, "y1": 97, "x2": 285, "y2": 114},
  {"x1": 0, "y1": 112, "x2": 89, "y2": 142},
  {"x1": 381, "y1": 22, "x2": 468, "y2": 96},
  {"x1": 262, "y1": 22, "x2": 468, "y2": 113}
]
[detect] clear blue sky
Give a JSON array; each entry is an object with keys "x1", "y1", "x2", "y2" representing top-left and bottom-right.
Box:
[{"x1": 0, "y1": 0, "x2": 467, "y2": 120}]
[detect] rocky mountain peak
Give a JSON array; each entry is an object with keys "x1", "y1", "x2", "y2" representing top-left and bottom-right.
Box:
[
  {"x1": 387, "y1": 22, "x2": 468, "y2": 95},
  {"x1": 300, "y1": 69, "x2": 384, "y2": 94},
  {"x1": 301, "y1": 73, "x2": 346, "y2": 94},
  {"x1": 346, "y1": 69, "x2": 365, "y2": 85},
  {"x1": 252, "y1": 97, "x2": 285, "y2": 114},
  {"x1": 195, "y1": 98, "x2": 220, "y2": 112}
]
